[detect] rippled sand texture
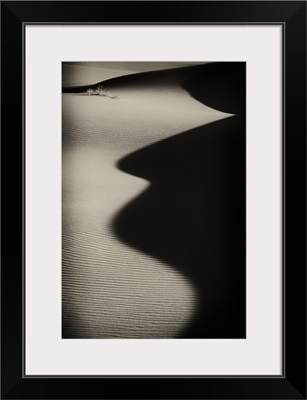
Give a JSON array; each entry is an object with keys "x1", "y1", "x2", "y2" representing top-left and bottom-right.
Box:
[{"x1": 62, "y1": 63, "x2": 234, "y2": 338}]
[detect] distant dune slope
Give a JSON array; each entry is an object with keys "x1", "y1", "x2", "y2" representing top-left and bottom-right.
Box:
[{"x1": 62, "y1": 63, "x2": 204, "y2": 93}]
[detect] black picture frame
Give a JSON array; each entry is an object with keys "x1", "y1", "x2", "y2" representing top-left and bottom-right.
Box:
[{"x1": 1, "y1": 1, "x2": 306, "y2": 399}]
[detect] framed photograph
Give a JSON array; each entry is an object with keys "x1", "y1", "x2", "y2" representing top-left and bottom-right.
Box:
[{"x1": 1, "y1": 1, "x2": 306, "y2": 399}]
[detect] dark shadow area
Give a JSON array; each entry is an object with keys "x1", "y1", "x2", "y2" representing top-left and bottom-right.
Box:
[
  {"x1": 113, "y1": 115, "x2": 245, "y2": 338},
  {"x1": 182, "y1": 62, "x2": 245, "y2": 114},
  {"x1": 112, "y1": 62, "x2": 246, "y2": 338}
]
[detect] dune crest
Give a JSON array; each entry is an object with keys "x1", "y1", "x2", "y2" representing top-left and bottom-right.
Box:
[{"x1": 63, "y1": 63, "x2": 238, "y2": 116}]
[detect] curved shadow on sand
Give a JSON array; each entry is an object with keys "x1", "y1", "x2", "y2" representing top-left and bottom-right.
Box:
[{"x1": 112, "y1": 63, "x2": 246, "y2": 338}]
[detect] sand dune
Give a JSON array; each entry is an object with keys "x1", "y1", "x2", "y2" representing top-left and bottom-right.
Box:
[{"x1": 62, "y1": 63, "x2": 241, "y2": 338}]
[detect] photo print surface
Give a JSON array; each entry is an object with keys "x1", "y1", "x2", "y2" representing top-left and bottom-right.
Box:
[{"x1": 62, "y1": 62, "x2": 246, "y2": 339}]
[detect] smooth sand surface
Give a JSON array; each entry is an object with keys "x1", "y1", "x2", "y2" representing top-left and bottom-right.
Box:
[{"x1": 62, "y1": 64, "x2": 232, "y2": 338}]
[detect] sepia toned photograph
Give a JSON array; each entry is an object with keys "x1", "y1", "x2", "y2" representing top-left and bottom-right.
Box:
[{"x1": 62, "y1": 62, "x2": 246, "y2": 339}]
